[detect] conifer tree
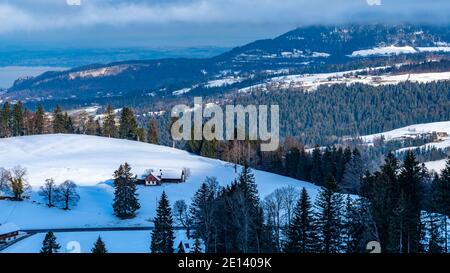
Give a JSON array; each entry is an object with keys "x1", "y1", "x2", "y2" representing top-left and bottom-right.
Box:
[
  {"x1": 397, "y1": 151, "x2": 423, "y2": 253},
  {"x1": 0, "y1": 102, "x2": 11, "y2": 137},
  {"x1": 310, "y1": 146, "x2": 323, "y2": 185},
  {"x1": 284, "y1": 187, "x2": 317, "y2": 253},
  {"x1": 285, "y1": 147, "x2": 300, "y2": 178},
  {"x1": 177, "y1": 241, "x2": 185, "y2": 253},
  {"x1": 41, "y1": 231, "x2": 61, "y2": 253},
  {"x1": 53, "y1": 105, "x2": 66, "y2": 133},
  {"x1": 11, "y1": 102, "x2": 24, "y2": 136},
  {"x1": 342, "y1": 196, "x2": 366, "y2": 253},
  {"x1": 315, "y1": 175, "x2": 344, "y2": 253},
  {"x1": 102, "y1": 104, "x2": 118, "y2": 138},
  {"x1": 34, "y1": 104, "x2": 45, "y2": 134},
  {"x1": 147, "y1": 118, "x2": 159, "y2": 144},
  {"x1": 119, "y1": 107, "x2": 138, "y2": 140},
  {"x1": 341, "y1": 148, "x2": 364, "y2": 193},
  {"x1": 433, "y1": 157, "x2": 450, "y2": 252},
  {"x1": 192, "y1": 235, "x2": 202, "y2": 253},
  {"x1": 151, "y1": 191, "x2": 175, "y2": 253},
  {"x1": 112, "y1": 163, "x2": 140, "y2": 219},
  {"x1": 296, "y1": 148, "x2": 310, "y2": 181},
  {"x1": 92, "y1": 236, "x2": 108, "y2": 253}
]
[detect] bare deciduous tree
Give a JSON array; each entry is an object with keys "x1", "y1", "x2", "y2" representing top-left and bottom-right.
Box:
[
  {"x1": 56, "y1": 180, "x2": 80, "y2": 210},
  {"x1": 39, "y1": 178, "x2": 57, "y2": 207},
  {"x1": 173, "y1": 199, "x2": 193, "y2": 239}
]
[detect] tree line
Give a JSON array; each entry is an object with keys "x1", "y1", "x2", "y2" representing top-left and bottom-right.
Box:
[{"x1": 0, "y1": 102, "x2": 160, "y2": 144}]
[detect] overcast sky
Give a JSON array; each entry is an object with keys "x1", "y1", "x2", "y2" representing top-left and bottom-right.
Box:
[{"x1": 0, "y1": 0, "x2": 449, "y2": 48}]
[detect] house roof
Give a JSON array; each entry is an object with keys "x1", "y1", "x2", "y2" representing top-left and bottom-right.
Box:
[
  {"x1": 0, "y1": 223, "x2": 19, "y2": 235},
  {"x1": 158, "y1": 169, "x2": 183, "y2": 180},
  {"x1": 145, "y1": 169, "x2": 183, "y2": 180}
]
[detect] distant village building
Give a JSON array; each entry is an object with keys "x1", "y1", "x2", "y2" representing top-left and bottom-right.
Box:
[
  {"x1": 0, "y1": 223, "x2": 20, "y2": 244},
  {"x1": 137, "y1": 169, "x2": 186, "y2": 186}
]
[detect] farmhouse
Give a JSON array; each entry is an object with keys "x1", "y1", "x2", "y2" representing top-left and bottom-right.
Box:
[
  {"x1": 0, "y1": 223, "x2": 20, "y2": 244},
  {"x1": 139, "y1": 169, "x2": 186, "y2": 186}
]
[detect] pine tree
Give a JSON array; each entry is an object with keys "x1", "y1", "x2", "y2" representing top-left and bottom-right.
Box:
[
  {"x1": 433, "y1": 157, "x2": 450, "y2": 252},
  {"x1": 315, "y1": 175, "x2": 344, "y2": 253},
  {"x1": 192, "y1": 235, "x2": 202, "y2": 253},
  {"x1": 342, "y1": 196, "x2": 366, "y2": 253},
  {"x1": 112, "y1": 163, "x2": 140, "y2": 219},
  {"x1": 310, "y1": 146, "x2": 323, "y2": 185},
  {"x1": 190, "y1": 179, "x2": 217, "y2": 253},
  {"x1": 11, "y1": 102, "x2": 24, "y2": 136},
  {"x1": 296, "y1": 148, "x2": 310, "y2": 181},
  {"x1": 34, "y1": 104, "x2": 45, "y2": 134},
  {"x1": 147, "y1": 119, "x2": 159, "y2": 144},
  {"x1": 341, "y1": 148, "x2": 364, "y2": 193},
  {"x1": 102, "y1": 104, "x2": 118, "y2": 138},
  {"x1": 397, "y1": 151, "x2": 423, "y2": 253},
  {"x1": 237, "y1": 164, "x2": 264, "y2": 253},
  {"x1": 53, "y1": 105, "x2": 66, "y2": 133},
  {"x1": 285, "y1": 147, "x2": 300, "y2": 178},
  {"x1": 177, "y1": 241, "x2": 185, "y2": 253},
  {"x1": 151, "y1": 191, "x2": 175, "y2": 253},
  {"x1": 0, "y1": 102, "x2": 11, "y2": 137},
  {"x1": 119, "y1": 107, "x2": 138, "y2": 140},
  {"x1": 41, "y1": 231, "x2": 61, "y2": 253},
  {"x1": 92, "y1": 236, "x2": 108, "y2": 253},
  {"x1": 284, "y1": 187, "x2": 317, "y2": 253}
]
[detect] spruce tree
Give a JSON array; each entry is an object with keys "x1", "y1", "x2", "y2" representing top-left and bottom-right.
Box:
[
  {"x1": 41, "y1": 231, "x2": 61, "y2": 253},
  {"x1": 285, "y1": 147, "x2": 300, "y2": 178},
  {"x1": 119, "y1": 107, "x2": 138, "y2": 140},
  {"x1": 397, "y1": 151, "x2": 423, "y2": 253},
  {"x1": 34, "y1": 104, "x2": 45, "y2": 134},
  {"x1": 177, "y1": 241, "x2": 185, "y2": 253},
  {"x1": 11, "y1": 102, "x2": 24, "y2": 136},
  {"x1": 151, "y1": 191, "x2": 175, "y2": 253},
  {"x1": 92, "y1": 236, "x2": 108, "y2": 253},
  {"x1": 342, "y1": 196, "x2": 366, "y2": 253},
  {"x1": 341, "y1": 148, "x2": 364, "y2": 194},
  {"x1": 296, "y1": 148, "x2": 310, "y2": 181},
  {"x1": 102, "y1": 104, "x2": 118, "y2": 138},
  {"x1": 284, "y1": 187, "x2": 317, "y2": 253},
  {"x1": 315, "y1": 175, "x2": 344, "y2": 253},
  {"x1": 433, "y1": 157, "x2": 450, "y2": 252},
  {"x1": 147, "y1": 118, "x2": 159, "y2": 144},
  {"x1": 192, "y1": 235, "x2": 202, "y2": 253},
  {"x1": 310, "y1": 146, "x2": 323, "y2": 185},
  {"x1": 0, "y1": 102, "x2": 11, "y2": 137},
  {"x1": 112, "y1": 163, "x2": 140, "y2": 219},
  {"x1": 53, "y1": 105, "x2": 66, "y2": 133}
]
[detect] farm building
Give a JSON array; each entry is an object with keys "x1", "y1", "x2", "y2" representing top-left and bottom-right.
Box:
[{"x1": 138, "y1": 169, "x2": 186, "y2": 186}]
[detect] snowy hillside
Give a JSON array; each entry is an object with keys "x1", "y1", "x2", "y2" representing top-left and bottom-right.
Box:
[
  {"x1": 0, "y1": 134, "x2": 319, "y2": 230},
  {"x1": 357, "y1": 121, "x2": 450, "y2": 173},
  {"x1": 239, "y1": 70, "x2": 450, "y2": 92}
]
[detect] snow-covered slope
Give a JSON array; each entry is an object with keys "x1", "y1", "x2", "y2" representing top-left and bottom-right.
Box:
[
  {"x1": 0, "y1": 134, "x2": 319, "y2": 229},
  {"x1": 239, "y1": 70, "x2": 450, "y2": 93},
  {"x1": 357, "y1": 121, "x2": 450, "y2": 173}
]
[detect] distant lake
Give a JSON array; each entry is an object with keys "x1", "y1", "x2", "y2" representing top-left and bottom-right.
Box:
[{"x1": 0, "y1": 66, "x2": 68, "y2": 89}]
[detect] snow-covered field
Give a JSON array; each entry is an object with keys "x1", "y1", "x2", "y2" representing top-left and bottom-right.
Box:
[
  {"x1": 0, "y1": 134, "x2": 319, "y2": 230},
  {"x1": 358, "y1": 121, "x2": 450, "y2": 173},
  {"x1": 360, "y1": 121, "x2": 450, "y2": 143},
  {"x1": 2, "y1": 230, "x2": 191, "y2": 253},
  {"x1": 239, "y1": 69, "x2": 450, "y2": 93},
  {"x1": 349, "y1": 45, "x2": 450, "y2": 57}
]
